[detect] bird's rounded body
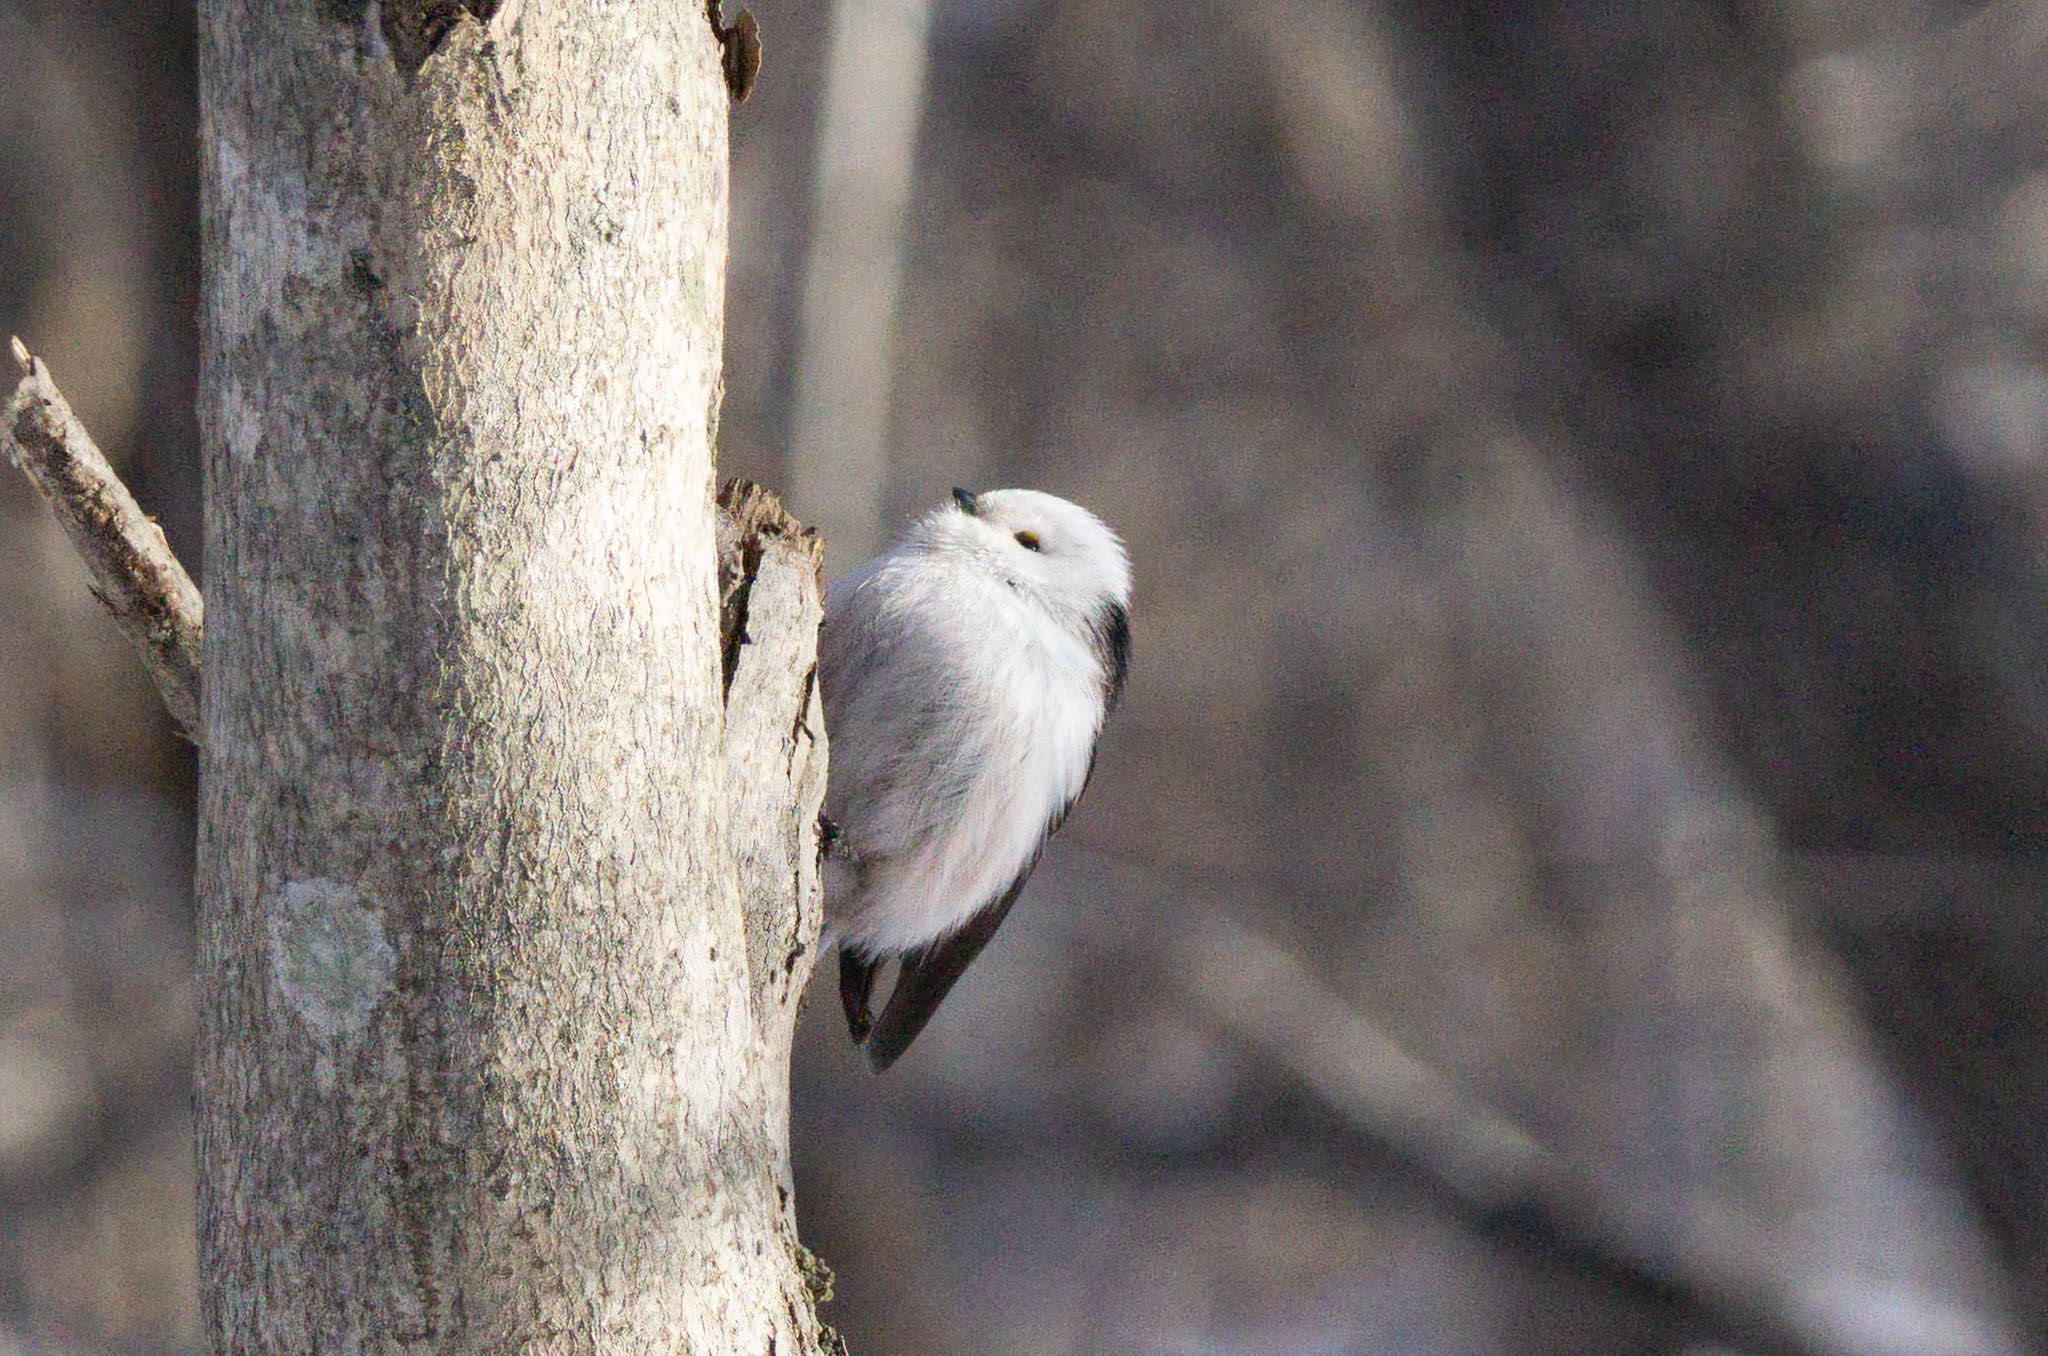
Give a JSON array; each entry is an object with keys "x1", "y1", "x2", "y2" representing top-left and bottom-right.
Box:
[
  {"x1": 823, "y1": 545, "x2": 1101, "y2": 954},
  {"x1": 819, "y1": 488, "x2": 1130, "y2": 1068}
]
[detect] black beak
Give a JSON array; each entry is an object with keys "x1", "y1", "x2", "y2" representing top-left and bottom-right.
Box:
[{"x1": 951, "y1": 487, "x2": 980, "y2": 516}]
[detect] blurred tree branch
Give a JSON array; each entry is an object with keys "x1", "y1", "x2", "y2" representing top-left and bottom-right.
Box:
[
  {"x1": 4, "y1": 337, "x2": 202, "y2": 741},
  {"x1": 1018, "y1": 821, "x2": 2017, "y2": 1356},
  {"x1": 1158, "y1": 902, "x2": 1908, "y2": 1356}
]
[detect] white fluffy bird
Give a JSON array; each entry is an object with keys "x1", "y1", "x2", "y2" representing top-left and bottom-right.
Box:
[{"x1": 821, "y1": 487, "x2": 1131, "y2": 1070}]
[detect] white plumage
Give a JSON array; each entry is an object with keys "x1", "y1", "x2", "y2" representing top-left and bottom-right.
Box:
[{"x1": 820, "y1": 487, "x2": 1131, "y2": 1069}]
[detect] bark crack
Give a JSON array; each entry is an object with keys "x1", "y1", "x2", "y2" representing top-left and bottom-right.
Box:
[
  {"x1": 707, "y1": 1, "x2": 762, "y2": 102},
  {"x1": 381, "y1": 0, "x2": 502, "y2": 76}
]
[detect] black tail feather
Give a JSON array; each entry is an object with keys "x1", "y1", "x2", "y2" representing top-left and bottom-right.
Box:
[
  {"x1": 860, "y1": 873, "x2": 1030, "y2": 1072},
  {"x1": 840, "y1": 951, "x2": 879, "y2": 1045}
]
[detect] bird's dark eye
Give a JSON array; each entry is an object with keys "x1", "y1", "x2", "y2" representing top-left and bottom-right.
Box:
[{"x1": 1014, "y1": 530, "x2": 1042, "y2": 551}]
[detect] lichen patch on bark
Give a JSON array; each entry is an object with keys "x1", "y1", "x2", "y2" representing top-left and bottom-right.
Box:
[{"x1": 266, "y1": 877, "x2": 397, "y2": 1045}]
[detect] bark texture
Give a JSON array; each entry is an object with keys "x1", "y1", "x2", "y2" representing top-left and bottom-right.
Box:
[
  {"x1": 716, "y1": 479, "x2": 828, "y2": 1201},
  {"x1": 195, "y1": 4, "x2": 831, "y2": 1351}
]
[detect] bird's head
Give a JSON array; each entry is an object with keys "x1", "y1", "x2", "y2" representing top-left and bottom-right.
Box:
[{"x1": 929, "y1": 487, "x2": 1132, "y2": 618}]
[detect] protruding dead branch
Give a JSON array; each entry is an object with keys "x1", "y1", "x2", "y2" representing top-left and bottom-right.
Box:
[{"x1": 5, "y1": 338, "x2": 203, "y2": 742}]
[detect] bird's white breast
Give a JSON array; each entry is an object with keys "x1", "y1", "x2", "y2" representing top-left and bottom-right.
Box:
[{"x1": 821, "y1": 553, "x2": 1103, "y2": 957}]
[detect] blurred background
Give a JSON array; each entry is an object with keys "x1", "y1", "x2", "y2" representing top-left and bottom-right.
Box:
[{"x1": 7, "y1": 0, "x2": 2048, "y2": 1351}]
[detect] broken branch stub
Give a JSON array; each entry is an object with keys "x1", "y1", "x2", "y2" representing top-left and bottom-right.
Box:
[{"x1": 4, "y1": 338, "x2": 203, "y2": 741}]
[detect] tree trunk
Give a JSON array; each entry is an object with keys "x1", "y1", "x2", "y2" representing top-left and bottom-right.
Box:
[{"x1": 194, "y1": 4, "x2": 834, "y2": 1351}]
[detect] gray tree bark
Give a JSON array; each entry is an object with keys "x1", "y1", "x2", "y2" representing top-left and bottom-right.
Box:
[{"x1": 195, "y1": 3, "x2": 835, "y2": 1351}]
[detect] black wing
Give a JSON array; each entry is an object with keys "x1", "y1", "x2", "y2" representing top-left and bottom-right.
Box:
[
  {"x1": 1093, "y1": 601, "x2": 1130, "y2": 714},
  {"x1": 859, "y1": 748, "x2": 1101, "y2": 1072},
  {"x1": 840, "y1": 950, "x2": 880, "y2": 1044},
  {"x1": 860, "y1": 869, "x2": 1033, "y2": 1072}
]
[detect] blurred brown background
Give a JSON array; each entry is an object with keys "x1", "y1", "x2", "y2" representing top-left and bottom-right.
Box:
[{"x1": 8, "y1": 0, "x2": 2048, "y2": 1352}]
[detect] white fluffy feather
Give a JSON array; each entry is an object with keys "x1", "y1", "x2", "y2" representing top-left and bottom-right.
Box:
[{"x1": 820, "y1": 488, "x2": 1130, "y2": 957}]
